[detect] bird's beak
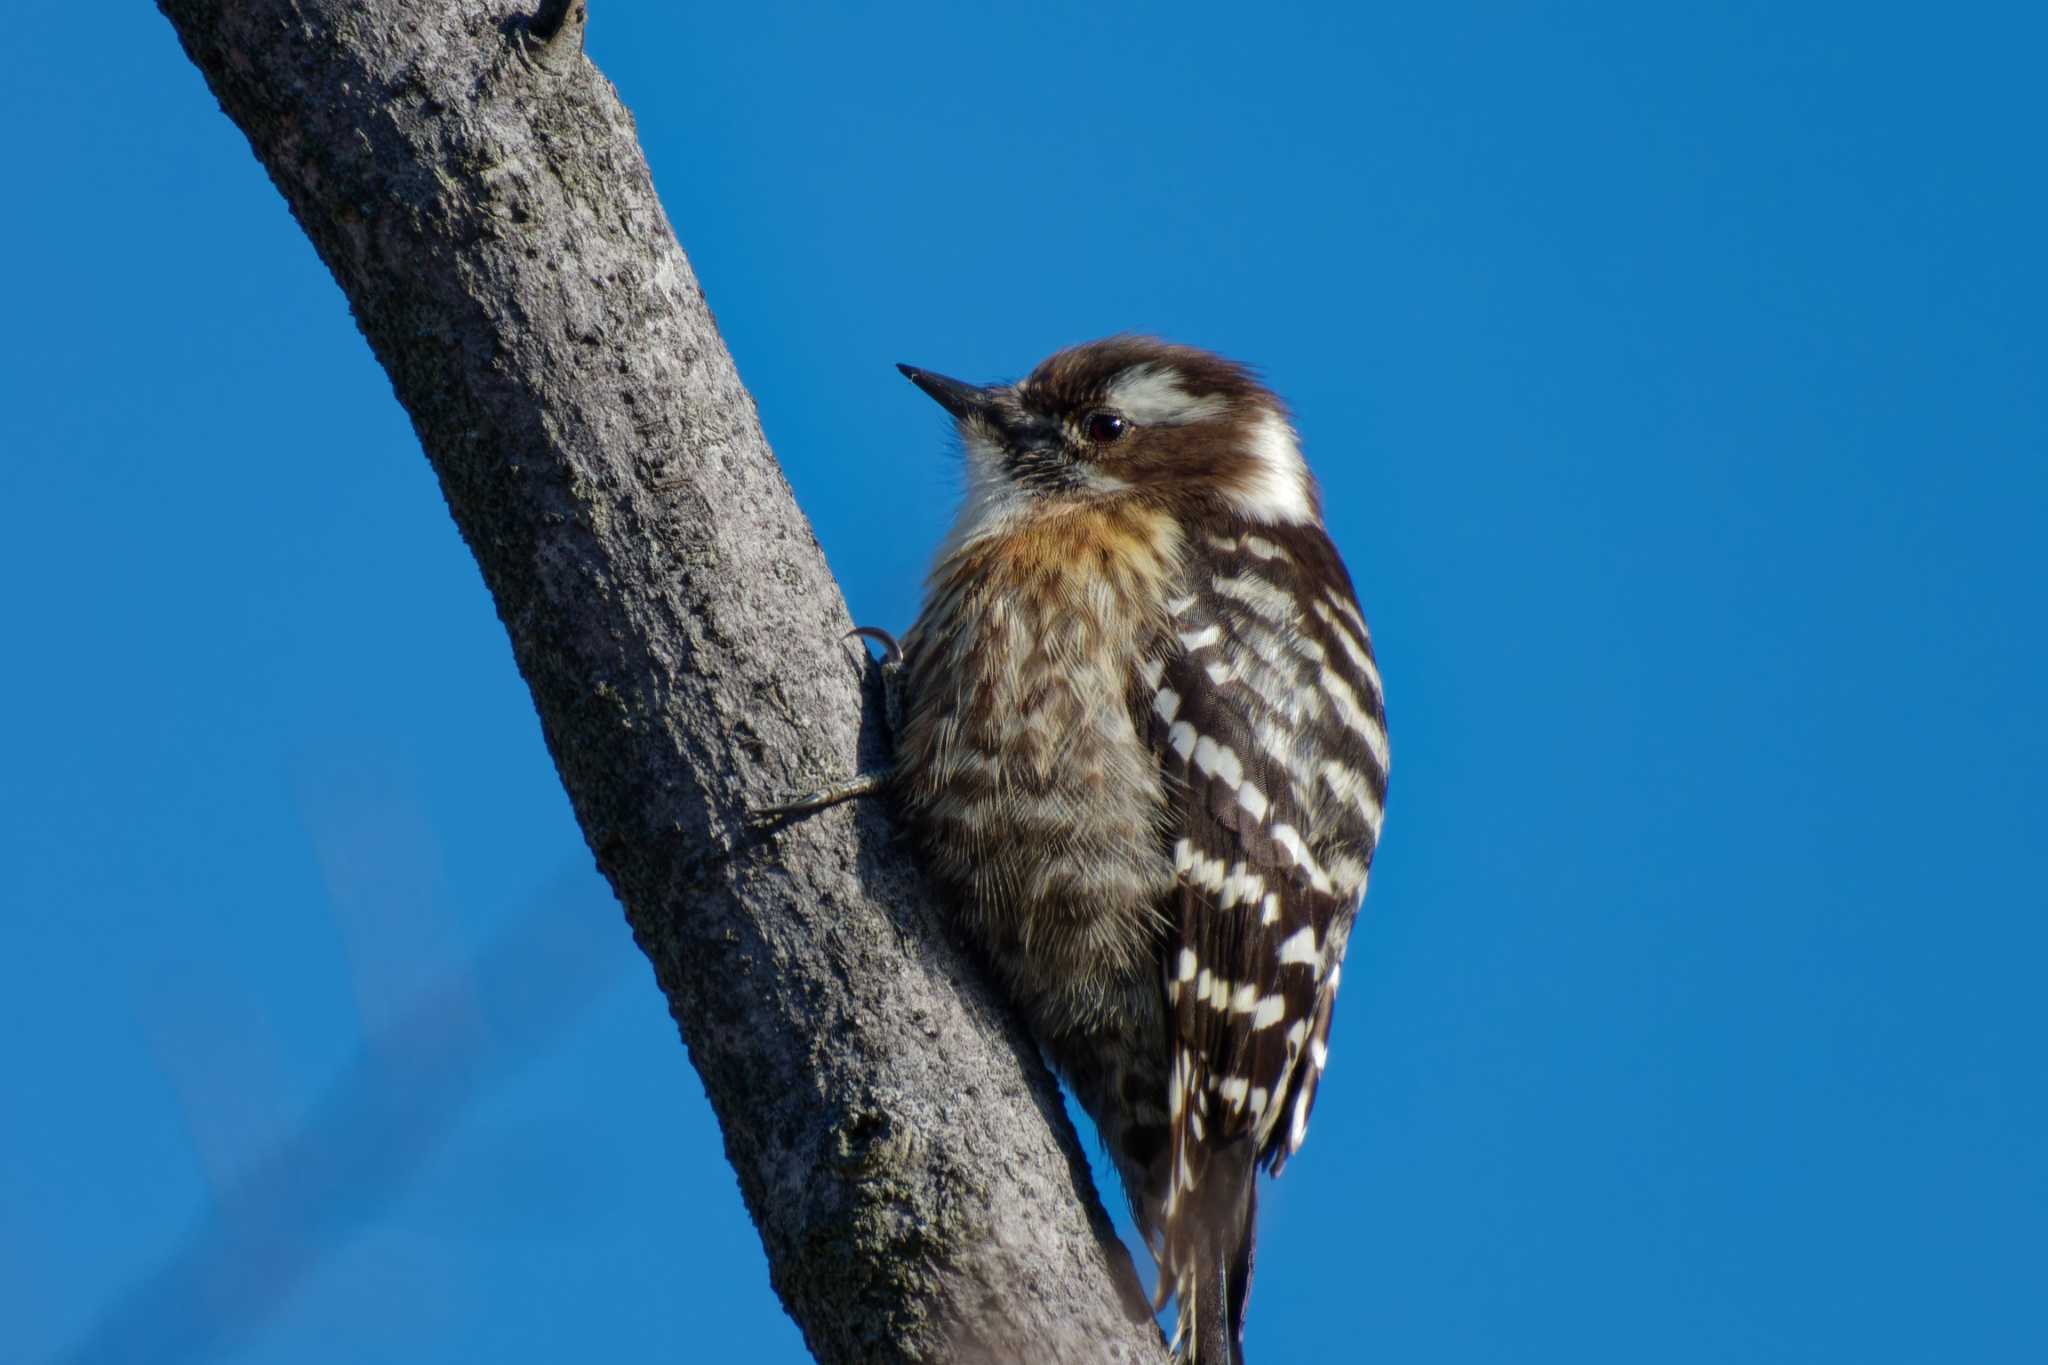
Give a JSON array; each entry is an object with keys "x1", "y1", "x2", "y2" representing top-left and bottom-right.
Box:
[{"x1": 898, "y1": 363, "x2": 995, "y2": 422}]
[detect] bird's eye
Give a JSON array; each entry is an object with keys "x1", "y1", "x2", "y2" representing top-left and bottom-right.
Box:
[{"x1": 1083, "y1": 411, "x2": 1129, "y2": 444}]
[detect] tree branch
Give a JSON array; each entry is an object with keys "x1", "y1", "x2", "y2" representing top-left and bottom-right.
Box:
[{"x1": 154, "y1": 1, "x2": 1163, "y2": 1360}]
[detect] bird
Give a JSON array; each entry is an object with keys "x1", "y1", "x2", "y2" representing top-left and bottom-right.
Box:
[
  {"x1": 764, "y1": 336, "x2": 1387, "y2": 1362},
  {"x1": 891, "y1": 337, "x2": 1388, "y2": 1363}
]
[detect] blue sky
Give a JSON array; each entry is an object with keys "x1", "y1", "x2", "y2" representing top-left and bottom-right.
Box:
[{"x1": 4, "y1": 3, "x2": 2043, "y2": 1362}]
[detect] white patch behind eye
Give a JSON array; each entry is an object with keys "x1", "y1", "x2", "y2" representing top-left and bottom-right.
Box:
[
  {"x1": 1103, "y1": 364, "x2": 1230, "y2": 426},
  {"x1": 1228, "y1": 408, "x2": 1316, "y2": 525}
]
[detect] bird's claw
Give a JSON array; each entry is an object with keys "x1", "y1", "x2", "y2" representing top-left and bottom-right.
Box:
[
  {"x1": 749, "y1": 626, "x2": 904, "y2": 827},
  {"x1": 748, "y1": 770, "x2": 889, "y2": 825},
  {"x1": 846, "y1": 625, "x2": 907, "y2": 742},
  {"x1": 845, "y1": 625, "x2": 903, "y2": 666}
]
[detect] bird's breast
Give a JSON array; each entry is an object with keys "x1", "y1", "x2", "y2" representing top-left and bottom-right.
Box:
[{"x1": 897, "y1": 501, "x2": 1185, "y2": 1023}]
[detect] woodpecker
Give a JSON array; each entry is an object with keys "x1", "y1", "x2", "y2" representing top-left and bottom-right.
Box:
[
  {"x1": 766, "y1": 337, "x2": 1387, "y2": 1363},
  {"x1": 887, "y1": 337, "x2": 1387, "y2": 1364}
]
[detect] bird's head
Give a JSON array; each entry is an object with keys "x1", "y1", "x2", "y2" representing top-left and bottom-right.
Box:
[{"x1": 900, "y1": 336, "x2": 1320, "y2": 544}]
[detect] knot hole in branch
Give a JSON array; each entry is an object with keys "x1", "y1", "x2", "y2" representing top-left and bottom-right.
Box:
[{"x1": 508, "y1": 0, "x2": 588, "y2": 73}]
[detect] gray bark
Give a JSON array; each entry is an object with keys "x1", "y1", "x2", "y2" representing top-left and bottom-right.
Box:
[{"x1": 154, "y1": 1, "x2": 1163, "y2": 1360}]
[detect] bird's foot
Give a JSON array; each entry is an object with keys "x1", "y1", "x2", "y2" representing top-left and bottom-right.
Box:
[
  {"x1": 847, "y1": 626, "x2": 906, "y2": 744},
  {"x1": 747, "y1": 625, "x2": 903, "y2": 825},
  {"x1": 748, "y1": 769, "x2": 890, "y2": 824}
]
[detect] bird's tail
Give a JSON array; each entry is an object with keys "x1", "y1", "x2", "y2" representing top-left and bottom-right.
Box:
[{"x1": 1162, "y1": 1137, "x2": 1258, "y2": 1364}]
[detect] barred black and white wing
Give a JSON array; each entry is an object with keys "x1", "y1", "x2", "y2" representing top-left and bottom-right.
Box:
[{"x1": 1141, "y1": 521, "x2": 1388, "y2": 1358}]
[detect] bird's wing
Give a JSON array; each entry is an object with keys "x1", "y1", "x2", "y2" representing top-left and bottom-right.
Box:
[{"x1": 1140, "y1": 519, "x2": 1388, "y2": 1319}]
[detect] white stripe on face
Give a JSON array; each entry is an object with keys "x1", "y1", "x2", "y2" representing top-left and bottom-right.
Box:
[{"x1": 1102, "y1": 363, "x2": 1230, "y2": 426}]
